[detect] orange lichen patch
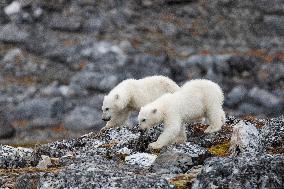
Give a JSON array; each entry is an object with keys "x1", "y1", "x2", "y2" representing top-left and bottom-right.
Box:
[
  {"x1": 274, "y1": 51, "x2": 284, "y2": 61},
  {"x1": 98, "y1": 140, "x2": 119, "y2": 148},
  {"x1": 0, "y1": 166, "x2": 61, "y2": 175},
  {"x1": 169, "y1": 174, "x2": 196, "y2": 189},
  {"x1": 51, "y1": 123, "x2": 66, "y2": 133},
  {"x1": 3, "y1": 75, "x2": 38, "y2": 86},
  {"x1": 11, "y1": 120, "x2": 30, "y2": 128},
  {"x1": 208, "y1": 141, "x2": 230, "y2": 157},
  {"x1": 245, "y1": 49, "x2": 274, "y2": 63},
  {"x1": 63, "y1": 39, "x2": 80, "y2": 47},
  {"x1": 130, "y1": 37, "x2": 142, "y2": 48},
  {"x1": 77, "y1": 60, "x2": 88, "y2": 70},
  {"x1": 241, "y1": 115, "x2": 265, "y2": 129},
  {"x1": 267, "y1": 147, "x2": 284, "y2": 155}
]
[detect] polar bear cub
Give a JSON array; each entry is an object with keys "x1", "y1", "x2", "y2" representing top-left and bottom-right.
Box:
[
  {"x1": 101, "y1": 76, "x2": 180, "y2": 130},
  {"x1": 138, "y1": 79, "x2": 225, "y2": 149}
]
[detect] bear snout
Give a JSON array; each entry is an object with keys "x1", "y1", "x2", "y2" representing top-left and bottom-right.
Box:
[{"x1": 102, "y1": 116, "x2": 111, "y2": 121}]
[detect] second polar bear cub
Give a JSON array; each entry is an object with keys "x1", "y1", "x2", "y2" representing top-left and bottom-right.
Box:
[
  {"x1": 138, "y1": 79, "x2": 225, "y2": 149},
  {"x1": 101, "y1": 76, "x2": 180, "y2": 130}
]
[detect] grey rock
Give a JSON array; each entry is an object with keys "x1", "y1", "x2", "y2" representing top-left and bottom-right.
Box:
[
  {"x1": 38, "y1": 157, "x2": 172, "y2": 189},
  {"x1": 181, "y1": 54, "x2": 231, "y2": 69},
  {"x1": 24, "y1": 25, "x2": 61, "y2": 54},
  {"x1": 255, "y1": 0, "x2": 284, "y2": 14},
  {"x1": 80, "y1": 41, "x2": 127, "y2": 67},
  {"x1": 64, "y1": 106, "x2": 104, "y2": 131},
  {"x1": 45, "y1": 45, "x2": 81, "y2": 65},
  {"x1": 238, "y1": 102, "x2": 265, "y2": 116},
  {"x1": 0, "y1": 145, "x2": 35, "y2": 168},
  {"x1": 15, "y1": 174, "x2": 40, "y2": 189},
  {"x1": 257, "y1": 63, "x2": 284, "y2": 83},
  {"x1": 229, "y1": 121, "x2": 262, "y2": 156},
  {"x1": 124, "y1": 54, "x2": 172, "y2": 78},
  {"x1": 0, "y1": 111, "x2": 15, "y2": 139},
  {"x1": 13, "y1": 97, "x2": 65, "y2": 120},
  {"x1": 0, "y1": 24, "x2": 29, "y2": 43},
  {"x1": 192, "y1": 155, "x2": 284, "y2": 189},
  {"x1": 264, "y1": 16, "x2": 284, "y2": 36},
  {"x1": 248, "y1": 87, "x2": 283, "y2": 108},
  {"x1": 49, "y1": 13, "x2": 82, "y2": 32},
  {"x1": 225, "y1": 85, "x2": 248, "y2": 107},
  {"x1": 260, "y1": 116, "x2": 284, "y2": 154},
  {"x1": 70, "y1": 71, "x2": 120, "y2": 92},
  {"x1": 152, "y1": 142, "x2": 211, "y2": 174},
  {"x1": 2, "y1": 48, "x2": 24, "y2": 63},
  {"x1": 227, "y1": 56, "x2": 260, "y2": 74}
]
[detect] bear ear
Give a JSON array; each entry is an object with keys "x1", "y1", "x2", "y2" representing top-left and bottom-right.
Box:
[
  {"x1": 115, "y1": 94, "x2": 119, "y2": 100},
  {"x1": 152, "y1": 108, "x2": 157, "y2": 114}
]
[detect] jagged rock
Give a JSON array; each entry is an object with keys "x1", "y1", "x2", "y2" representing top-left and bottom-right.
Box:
[
  {"x1": 237, "y1": 102, "x2": 265, "y2": 116},
  {"x1": 37, "y1": 155, "x2": 172, "y2": 189},
  {"x1": 192, "y1": 155, "x2": 284, "y2": 189},
  {"x1": 70, "y1": 71, "x2": 120, "y2": 92},
  {"x1": 0, "y1": 145, "x2": 35, "y2": 168},
  {"x1": 260, "y1": 116, "x2": 284, "y2": 154},
  {"x1": 125, "y1": 153, "x2": 157, "y2": 167},
  {"x1": 0, "y1": 107, "x2": 15, "y2": 139},
  {"x1": 4, "y1": 1, "x2": 21, "y2": 16},
  {"x1": 152, "y1": 142, "x2": 211, "y2": 174},
  {"x1": 263, "y1": 16, "x2": 284, "y2": 36},
  {"x1": 64, "y1": 106, "x2": 104, "y2": 131},
  {"x1": 2, "y1": 48, "x2": 24, "y2": 63},
  {"x1": 49, "y1": 13, "x2": 82, "y2": 32},
  {"x1": 15, "y1": 174, "x2": 41, "y2": 189},
  {"x1": 12, "y1": 97, "x2": 65, "y2": 120},
  {"x1": 229, "y1": 121, "x2": 262, "y2": 156},
  {"x1": 248, "y1": 87, "x2": 283, "y2": 109},
  {"x1": 225, "y1": 85, "x2": 247, "y2": 107},
  {"x1": 0, "y1": 24, "x2": 29, "y2": 43}
]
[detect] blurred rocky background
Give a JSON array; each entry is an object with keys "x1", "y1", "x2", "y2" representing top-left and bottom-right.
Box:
[{"x1": 0, "y1": 0, "x2": 283, "y2": 146}]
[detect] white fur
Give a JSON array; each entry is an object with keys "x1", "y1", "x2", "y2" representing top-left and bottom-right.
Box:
[
  {"x1": 101, "y1": 76, "x2": 180, "y2": 130},
  {"x1": 138, "y1": 79, "x2": 225, "y2": 149}
]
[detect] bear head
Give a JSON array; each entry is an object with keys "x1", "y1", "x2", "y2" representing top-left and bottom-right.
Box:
[
  {"x1": 102, "y1": 92, "x2": 129, "y2": 122},
  {"x1": 138, "y1": 104, "x2": 163, "y2": 130}
]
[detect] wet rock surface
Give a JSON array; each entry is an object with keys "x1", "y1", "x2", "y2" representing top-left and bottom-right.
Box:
[{"x1": 0, "y1": 116, "x2": 283, "y2": 188}]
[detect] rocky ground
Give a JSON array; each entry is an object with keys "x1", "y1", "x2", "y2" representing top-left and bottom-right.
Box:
[{"x1": 0, "y1": 116, "x2": 283, "y2": 188}]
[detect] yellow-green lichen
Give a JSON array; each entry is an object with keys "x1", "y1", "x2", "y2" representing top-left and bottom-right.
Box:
[{"x1": 207, "y1": 142, "x2": 231, "y2": 157}]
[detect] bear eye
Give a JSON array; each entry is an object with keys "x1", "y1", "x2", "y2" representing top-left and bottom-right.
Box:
[
  {"x1": 141, "y1": 119, "x2": 146, "y2": 122},
  {"x1": 105, "y1": 108, "x2": 109, "y2": 111}
]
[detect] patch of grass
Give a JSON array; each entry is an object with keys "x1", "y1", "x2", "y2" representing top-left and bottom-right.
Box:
[{"x1": 207, "y1": 141, "x2": 230, "y2": 157}]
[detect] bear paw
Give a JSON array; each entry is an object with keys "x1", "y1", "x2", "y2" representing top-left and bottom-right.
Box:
[{"x1": 148, "y1": 142, "x2": 164, "y2": 149}]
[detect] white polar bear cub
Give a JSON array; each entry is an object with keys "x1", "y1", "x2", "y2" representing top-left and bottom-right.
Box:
[
  {"x1": 101, "y1": 76, "x2": 180, "y2": 130},
  {"x1": 138, "y1": 79, "x2": 225, "y2": 149}
]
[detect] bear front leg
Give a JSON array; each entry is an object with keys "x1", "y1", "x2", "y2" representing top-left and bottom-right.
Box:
[
  {"x1": 100, "y1": 120, "x2": 117, "y2": 131},
  {"x1": 149, "y1": 117, "x2": 181, "y2": 149},
  {"x1": 101, "y1": 111, "x2": 130, "y2": 131},
  {"x1": 205, "y1": 107, "x2": 224, "y2": 133}
]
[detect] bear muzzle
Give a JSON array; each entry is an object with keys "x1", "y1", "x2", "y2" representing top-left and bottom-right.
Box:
[{"x1": 102, "y1": 116, "x2": 111, "y2": 121}]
